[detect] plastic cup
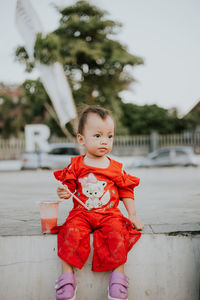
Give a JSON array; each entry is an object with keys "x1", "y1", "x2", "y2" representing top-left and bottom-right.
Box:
[{"x1": 40, "y1": 201, "x2": 60, "y2": 233}]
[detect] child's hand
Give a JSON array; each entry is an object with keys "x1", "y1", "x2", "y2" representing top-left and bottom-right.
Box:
[
  {"x1": 57, "y1": 186, "x2": 71, "y2": 199},
  {"x1": 128, "y1": 214, "x2": 144, "y2": 231}
]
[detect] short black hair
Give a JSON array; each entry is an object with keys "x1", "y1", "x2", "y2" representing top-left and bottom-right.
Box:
[{"x1": 78, "y1": 106, "x2": 113, "y2": 134}]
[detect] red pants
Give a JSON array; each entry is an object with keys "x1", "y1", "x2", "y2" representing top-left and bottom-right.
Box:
[{"x1": 56, "y1": 209, "x2": 141, "y2": 272}]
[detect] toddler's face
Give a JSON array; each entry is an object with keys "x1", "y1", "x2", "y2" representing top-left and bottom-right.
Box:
[{"x1": 78, "y1": 113, "x2": 114, "y2": 157}]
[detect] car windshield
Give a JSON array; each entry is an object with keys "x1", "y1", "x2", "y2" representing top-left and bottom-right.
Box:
[
  {"x1": 175, "y1": 150, "x2": 187, "y2": 157},
  {"x1": 151, "y1": 150, "x2": 170, "y2": 160},
  {"x1": 49, "y1": 147, "x2": 80, "y2": 155}
]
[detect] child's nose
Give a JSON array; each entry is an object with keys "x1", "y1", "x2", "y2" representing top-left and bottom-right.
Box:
[{"x1": 100, "y1": 137, "x2": 107, "y2": 144}]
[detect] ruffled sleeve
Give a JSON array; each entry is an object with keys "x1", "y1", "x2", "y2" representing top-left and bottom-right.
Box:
[
  {"x1": 54, "y1": 161, "x2": 77, "y2": 193},
  {"x1": 114, "y1": 169, "x2": 140, "y2": 200}
]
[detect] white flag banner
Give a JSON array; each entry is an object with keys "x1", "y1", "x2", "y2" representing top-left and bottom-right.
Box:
[
  {"x1": 16, "y1": 0, "x2": 77, "y2": 126},
  {"x1": 38, "y1": 62, "x2": 77, "y2": 125},
  {"x1": 15, "y1": 0, "x2": 43, "y2": 59}
]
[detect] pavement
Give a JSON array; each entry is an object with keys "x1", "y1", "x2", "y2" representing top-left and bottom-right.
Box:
[
  {"x1": 0, "y1": 160, "x2": 22, "y2": 171},
  {"x1": 0, "y1": 167, "x2": 200, "y2": 236}
]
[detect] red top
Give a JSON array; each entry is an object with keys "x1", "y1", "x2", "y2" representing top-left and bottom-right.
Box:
[{"x1": 54, "y1": 155, "x2": 139, "y2": 211}]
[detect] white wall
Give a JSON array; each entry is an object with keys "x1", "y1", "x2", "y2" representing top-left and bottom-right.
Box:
[{"x1": 0, "y1": 233, "x2": 199, "y2": 300}]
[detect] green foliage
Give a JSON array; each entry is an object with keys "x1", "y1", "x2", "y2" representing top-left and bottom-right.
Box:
[
  {"x1": 58, "y1": 1, "x2": 105, "y2": 19},
  {"x1": 11, "y1": 0, "x2": 200, "y2": 137},
  {"x1": 15, "y1": 46, "x2": 35, "y2": 72},
  {"x1": 183, "y1": 110, "x2": 200, "y2": 130},
  {"x1": 121, "y1": 103, "x2": 186, "y2": 134},
  {"x1": 0, "y1": 80, "x2": 68, "y2": 138},
  {"x1": 54, "y1": 0, "x2": 143, "y2": 133},
  {"x1": 34, "y1": 33, "x2": 61, "y2": 64},
  {"x1": 22, "y1": 79, "x2": 47, "y2": 122},
  {"x1": 0, "y1": 94, "x2": 25, "y2": 138}
]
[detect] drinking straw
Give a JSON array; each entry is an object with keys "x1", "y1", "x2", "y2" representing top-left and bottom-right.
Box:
[{"x1": 61, "y1": 184, "x2": 89, "y2": 210}]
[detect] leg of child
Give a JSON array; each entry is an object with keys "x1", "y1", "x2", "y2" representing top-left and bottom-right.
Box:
[
  {"x1": 55, "y1": 214, "x2": 91, "y2": 300},
  {"x1": 61, "y1": 259, "x2": 74, "y2": 273},
  {"x1": 92, "y1": 214, "x2": 131, "y2": 300},
  {"x1": 113, "y1": 264, "x2": 124, "y2": 273}
]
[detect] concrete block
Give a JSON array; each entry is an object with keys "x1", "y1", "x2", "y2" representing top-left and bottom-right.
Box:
[{"x1": 0, "y1": 233, "x2": 199, "y2": 300}]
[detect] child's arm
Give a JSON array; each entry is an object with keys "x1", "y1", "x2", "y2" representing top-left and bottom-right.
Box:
[
  {"x1": 122, "y1": 197, "x2": 144, "y2": 230},
  {"x1": 57, "y1": 185, "x2": 89, "y2": 209}
]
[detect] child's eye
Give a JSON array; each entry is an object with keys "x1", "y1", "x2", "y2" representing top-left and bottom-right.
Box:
[
  {"x1": 108, "y1": 135, "x2": 113, "y2": 139},
  {"x1": 95, "y1": 134, "x2": 100, "y2": 138}
]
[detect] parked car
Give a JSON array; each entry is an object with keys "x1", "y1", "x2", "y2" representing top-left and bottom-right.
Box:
[
  {"x1": 21, "y1": 151, "x2": 42, "y2": 169},
  {"x1": 40, "y1": 143, "x2": 80, "y2": 169},
  {"x1": 21, "y1": 143, "x2": 80, "y2": 170},
  {"x1": 109, "y1": 154, "x2": 144, "y2": 169},
  {"x1": 132, "y1": 147, "x2": 200, "y2": 168}
]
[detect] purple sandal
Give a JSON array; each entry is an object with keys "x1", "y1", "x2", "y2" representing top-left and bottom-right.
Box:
[
  {"x1": 108, "y1": 272, "x2": 129, "y2": 300},
  {"x1": 55, "y1": 272, "x2": 77, "y2": 300}
]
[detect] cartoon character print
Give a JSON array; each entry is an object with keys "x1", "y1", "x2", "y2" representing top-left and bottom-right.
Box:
[{"x1": 78, "y1": 173, "x2": 110, "y2": 209}]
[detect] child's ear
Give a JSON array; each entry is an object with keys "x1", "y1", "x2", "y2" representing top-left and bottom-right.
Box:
[{"x1": 77, "y1": 133, "x2": 85, "y2": 146}]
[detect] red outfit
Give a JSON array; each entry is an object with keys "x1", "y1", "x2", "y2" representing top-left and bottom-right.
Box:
[{"x1": 52, "y1": 155, "x2": 141, "y2": 272}]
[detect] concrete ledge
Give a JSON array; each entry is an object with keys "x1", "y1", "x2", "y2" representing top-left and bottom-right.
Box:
[
  {"x1": 150, "y1": 223, "x2": 200, "y2": 235},
  {"x1": 0, "y1": 223, "x2": 200, "y2": 236},
  {"x1": 0, "y1": 232, "x2": 199, "y2": 300}
]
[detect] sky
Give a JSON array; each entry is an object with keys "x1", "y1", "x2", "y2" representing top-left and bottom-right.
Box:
[{"x1": 0, "y1": 0, "x2": 200, "y2": 115}]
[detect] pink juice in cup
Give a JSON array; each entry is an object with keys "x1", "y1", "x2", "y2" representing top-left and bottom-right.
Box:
[{"x1": 40, "y1": 201, "x2": 60, "y2": 233}]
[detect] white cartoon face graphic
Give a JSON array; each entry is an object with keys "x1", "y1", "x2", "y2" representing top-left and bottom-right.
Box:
[{"x1": 79, "y1": 173, "x2": 110, "y2": 209}]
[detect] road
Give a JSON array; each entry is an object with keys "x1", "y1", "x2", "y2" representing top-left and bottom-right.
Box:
[{"x1": 0, "y1": 167, "x2": 199, "y2": 235}]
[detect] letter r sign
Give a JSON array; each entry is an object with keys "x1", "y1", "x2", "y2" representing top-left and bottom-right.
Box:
[{"x1": 25, "y1": 124, "x2": 50, "y2": 152}]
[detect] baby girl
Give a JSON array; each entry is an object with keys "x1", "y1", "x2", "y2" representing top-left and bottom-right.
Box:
[{"x1": 53, "y1": 105, "x2": 144, "y2": 300}]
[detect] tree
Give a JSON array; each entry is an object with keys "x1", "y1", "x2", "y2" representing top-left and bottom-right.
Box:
[
  {"x1": 121, "y1": 103, "x2": 186, "y2": 134},
  {"x1": 183, "y1": 110, "x2": 200, "y2": 131},
  {"x1": 0, "y1": 94, "x2": 25, "y2": 138},
  {"x1": 15, "y1": 0, "x2": 143, "y2": 135},
  {"x1": 0, "y1": 80, "x2": 68, "y2": 138}
]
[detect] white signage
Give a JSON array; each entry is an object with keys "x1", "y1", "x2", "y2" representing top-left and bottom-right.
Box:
[{"x1": 25, "y1": 124, "x2": 50, "y2": 152}]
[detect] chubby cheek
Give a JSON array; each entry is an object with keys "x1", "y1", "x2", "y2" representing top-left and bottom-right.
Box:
[
  {"x1": 86, "y1": 138, "x2": 98, "y2": 148},
  {"x1": 108, "y1": 141, "x2": 113, "y2": 150}
]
